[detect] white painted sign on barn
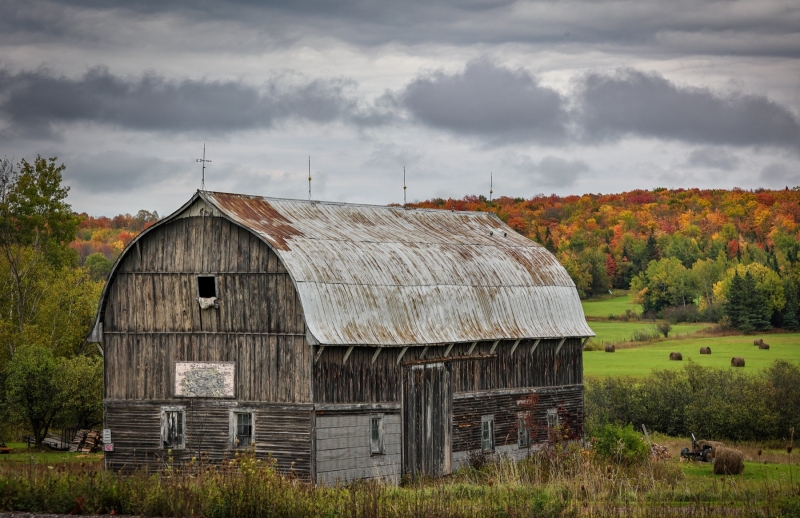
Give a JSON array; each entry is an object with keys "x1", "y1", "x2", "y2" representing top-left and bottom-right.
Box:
[{"x1": 174, "y1": 361, "x2": 235, "y2": 397}]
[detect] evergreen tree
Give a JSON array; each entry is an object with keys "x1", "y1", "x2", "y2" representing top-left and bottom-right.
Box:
[
  {"x1": 544, "y1": 227, "x2": 556, "y2": 253},
  {"x1": 726, "y1": 271, "x2": 772, "y2": 332},
  {"x1": 724, "y1": 271, "x2": 748, "y2": 330},
  {"x1": 643, "y1": 231, "x2": 659, "y2": 266},
  {"x1": 782, "y1": 278, "x2": 800, "y2": 330},
  {"x1": 747, "y1": 271, "x2": 772, "y2": 331}
]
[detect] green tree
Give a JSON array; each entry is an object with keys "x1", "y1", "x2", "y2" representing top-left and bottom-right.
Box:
[
  {"x1": 0, "y1": 156, "x2": 79, "y2": 357},
  {"x1": 5, "y1": 344, "x2": 65, "y2": 447},
  {"x1": 723, "y1": 271, "x2": 750, "y2": 332},
  {"x1": 578, "y1": 248, "x2": 610, "y2": 297},
  {"x1": 715, "y1": 263, "x2": 784, "y2": 327},
  {"x1": 723, "y1": 271, "x2": 771, "y2": 332},
  {"x1": 692, "y1": 252, "x2": 728, "y2": 310},
  {"x1": 84, "y1": 252, "x2": 113, "y2": 281},
  {"x1": 781, "y1": 278, "x2": 799, "y2": 331},
  {"x1": 631, "y1": 257, "x2": 696, "y2": 314},
  {"x1": 560, "y1": 252, "x2": 591, "y2": 298},
  {"x1": 58, "y1": 355, "x2": 103, "y2": 429}
]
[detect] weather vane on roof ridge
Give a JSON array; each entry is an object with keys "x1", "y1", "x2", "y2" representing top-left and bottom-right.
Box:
[
  {"x1": 308, "y1": 156, "x2": 312, "y2": 201},
  {"x1": 403, "y1": 166, "x2": 407, "y2": 206},
  {"x1": 490, "y1": 171, "x2": 493, "y2": 203},
  {"x1": 196, "y1": 144, "x2": 211, "y2": 190}
]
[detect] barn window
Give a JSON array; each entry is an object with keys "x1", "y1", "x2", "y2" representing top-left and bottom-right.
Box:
[
  {"x1": 196, "y1": 276, "x2": 217, "y2": 298},
  {"x1": 230, "y1": 410, "x2": 254, "y2": 449},
  {"x1": 370, "y1": 415, "x2": 385, "y2": 455},
  {"x1": 481, "y1": 415, "x2": 494, "y2": 452},
  {"x1": 161, "y1": 407, "x2": 185, "y2": 449},
  {"x1": 547, "y1": 408, "x2": 559, "y2": 428},
  {"x1": 518, "y1": 413, "x2": 530, "y2": 448}
]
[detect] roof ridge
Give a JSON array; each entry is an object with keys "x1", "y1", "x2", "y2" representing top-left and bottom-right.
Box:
[{"x1": 202, "y1": 190, "x2": 501, "y2": 217}]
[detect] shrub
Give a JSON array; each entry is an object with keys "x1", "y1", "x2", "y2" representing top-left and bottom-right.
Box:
[
  {"x1": 632, "y1": 328, "x2": 660, "y2": 342},
  {"x1": 663, "y1": 305, "x2": 702, "y2": 323},
  {"x1": 592, "y1": 424, "x2": 649, "y2": 466},
  {"x1": 585, "y1": 361, "x2": 800, "y2": 442},
  {"x1": 657, "y1": 322, "x2": 672, "y2": 337}
]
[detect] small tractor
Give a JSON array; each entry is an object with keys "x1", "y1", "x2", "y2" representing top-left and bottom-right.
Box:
[{"x1": 680, "y1": 433, "x2": 713, "y2": 462}]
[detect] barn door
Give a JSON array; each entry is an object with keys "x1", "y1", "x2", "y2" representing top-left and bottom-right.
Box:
[{"x1": 402, "y1": 362, "x2": 452, "y2": 478}]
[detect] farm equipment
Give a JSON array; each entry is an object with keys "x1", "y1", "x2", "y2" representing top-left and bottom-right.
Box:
[{"x1": 680, "y1": 433, "x2": 713, "y2": 462}]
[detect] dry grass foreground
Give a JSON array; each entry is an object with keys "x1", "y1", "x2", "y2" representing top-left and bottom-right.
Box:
[{"x1": 2, "y1": 442, "x2": 800, "y2": 517}]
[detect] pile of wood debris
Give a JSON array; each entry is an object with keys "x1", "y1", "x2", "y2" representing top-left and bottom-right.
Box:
[
  {"x1": 650, "y1": 443, "x2": 671, "y2": 460},
  {"x1": 69, "y1": 429, "x2": 103, "y2": 453}
]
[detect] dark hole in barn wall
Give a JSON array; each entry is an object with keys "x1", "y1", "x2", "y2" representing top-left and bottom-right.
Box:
[{"x1": 197, "y1": 276, "x2": 217, "y2": 298}]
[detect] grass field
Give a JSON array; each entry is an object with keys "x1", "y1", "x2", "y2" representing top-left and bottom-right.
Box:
[
  {"x1": 0, "y1": 442, "x2": 102, "y2": 464},
  {"x1": 584, "y1": 332, "x2": 800, "y2": 378},
  {"x1": 587, "y1": 321, "x2": 709, "y2": 345},
  {"x1": 582, "y1": 293, "x2": 641, "y2": 318}
]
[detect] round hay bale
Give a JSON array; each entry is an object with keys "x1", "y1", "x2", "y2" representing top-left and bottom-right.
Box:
[
  {"x1": 713, "y1": 446, "x2": 744, "y2": 475},
  {"x1": 700, "y1": 346, "x2": 711, "y2": 354},
  {"x1": 669, "y1": 352, "x2": 682, "y2": 361},
  {"x1": 754, "y1": 339, "x2": 763, "y2": 346},
  {"x1": 604, "y1": 344, "x2": 616, "y2": 353},
  {"x1": 731, "y1": 357, "x2": 745, "y2": 367},
  {"x1": 759, "y1": 342, "x2": 770, "y2": 350}
]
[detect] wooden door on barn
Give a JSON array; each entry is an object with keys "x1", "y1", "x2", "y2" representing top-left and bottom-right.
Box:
[{"x1": 402, "y1": 362, "x2": 452, "y2": 478}]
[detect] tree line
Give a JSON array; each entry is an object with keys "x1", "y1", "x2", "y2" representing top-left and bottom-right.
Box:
[
  {"x1": 0, "y1": 156, "x2": 103, "y2": 446},
  {"x1": 411, "y1": 189, "x2": 800, "y2": 331}
]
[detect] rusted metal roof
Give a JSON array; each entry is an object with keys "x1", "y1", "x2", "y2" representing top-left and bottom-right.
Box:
[{"x1": 201, "y1": 191, "x2": 594, "y2": 346}]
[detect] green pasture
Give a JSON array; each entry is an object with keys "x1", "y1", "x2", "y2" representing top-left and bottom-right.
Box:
[
  {"x1": 682, "y1": 461, "x2": 797, "y2": 483},
  {"x1": 0, "y1": 442, "x2": 102, "y2": 465},
  {"x1": 582, "y1": 293, "x2": 641, "y2": 318},
  {"x1": 584, "y1": 332, "x2": 800, "y2": 378},
  {"x1": 587, "y1": 321, "x2": 709, "y2": 345}
]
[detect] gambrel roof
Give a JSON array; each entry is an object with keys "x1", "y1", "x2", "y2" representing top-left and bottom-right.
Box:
[{"x1": 91, "y1": 190, "x2": 594, "y2": 346}]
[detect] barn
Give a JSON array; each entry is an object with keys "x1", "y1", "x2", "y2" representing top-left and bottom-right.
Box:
[{"x1": 89, "y1": 190, "x2": 594, "y2": 483}]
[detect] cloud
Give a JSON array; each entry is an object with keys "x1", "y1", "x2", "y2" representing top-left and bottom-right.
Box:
[
  {"x1": 362, "y1": 143, "x2": 425, "y2": 170},
  {"x1": 0, "y1": 67, "x2": 384, "y2": 137},
  {"x1": 577, "y1": 69, "x2": 800, "y2": 149},
  {"x1": 501, "y1": 153, "x2": 589, "y2": 188},
  {"x1": 760, "y1": 163, "x2": 800, "y2": 185},
  {"x1": 399, "y1": 60, "x2": 569, "y2": 144},
  {"x1": 5, "y1": 62, "x2": 800, "y2": 158},
  {"x1": 4, "y1": 0, "x2": 800, "y2": 58},
  {"x1": 65, "y1": 151, "x2": 192, "y2": 193},
  {"x1": 686, "y1": 147, "x2": 741, "y2": 170}
]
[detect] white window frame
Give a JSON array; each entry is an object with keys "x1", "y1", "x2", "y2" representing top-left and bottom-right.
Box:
[
  {"x1": 547, "y1": 408, "x2": 559, "y2": 429},
  {"x1": 161, "y1": 406, "x2": 186, "y2": 450},
  {"x1": 229, "y1": 409, "x2": 255, "y2": 449},
  {"x1": 481, "y1": 415, "x2": 494, "y2": 453},
  {"x1": 370, "y1": 414, "x2": 385, "y2": 455},
  {"x1": 518, "y1": 413, "x2": 530, "y2": 448}
]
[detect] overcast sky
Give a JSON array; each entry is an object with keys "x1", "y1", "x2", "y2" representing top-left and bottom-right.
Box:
[{"x1": 1, "y1": 0, "x2": 799, "y2": 215}]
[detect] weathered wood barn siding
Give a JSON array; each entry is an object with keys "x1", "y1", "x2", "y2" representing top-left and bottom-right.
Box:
[
  {"x1": 313, "y1": 338, "x2": 582, "y2": 403},
  {"x1": 101, "y1": 213, "x2": 312, "y2": 474}
]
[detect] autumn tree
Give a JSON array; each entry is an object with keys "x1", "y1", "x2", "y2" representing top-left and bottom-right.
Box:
[{"x1": 0, "y1": 156, "x2": 79, "y2": 359}]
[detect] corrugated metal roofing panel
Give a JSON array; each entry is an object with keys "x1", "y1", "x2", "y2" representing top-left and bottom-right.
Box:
[{"x1": 202, "y1": 191, "x2": 594, "y2": 346}]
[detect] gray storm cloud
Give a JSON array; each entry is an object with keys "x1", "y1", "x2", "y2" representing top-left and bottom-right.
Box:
[
  {"x1": 577, "y1": 69, "x2": 800, "y2": 148},
  {"x1": 3, "y1": 0, "x2": 799, "y2": 58},
  {"x1": 1, "y1": 64, "x2": 799, "y2": 152},
  {"x1": 0, "y1": 67, "x2": 377, "y2": 137},
  {"x1": 400, "y1": 60, "x2": 569, "y2": 144}
]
